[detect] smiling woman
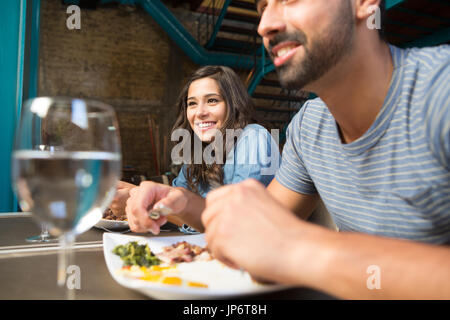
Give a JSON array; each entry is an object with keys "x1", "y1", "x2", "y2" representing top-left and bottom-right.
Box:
[{"x1": 171, "y1": 65, "x2": 280, "y2": 197}]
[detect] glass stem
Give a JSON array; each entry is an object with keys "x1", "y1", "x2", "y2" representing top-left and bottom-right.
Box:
[
  {"x1": 41, "y1": 224, "x2": 50, "y2": 241},
  {"x1": 57, "y1": 233, "x2": 76, "y2": 300}
]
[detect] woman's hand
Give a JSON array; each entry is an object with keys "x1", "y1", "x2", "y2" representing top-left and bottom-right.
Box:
[{"x1": 110, "y1": 181, "x2": 136, "y2": 217}]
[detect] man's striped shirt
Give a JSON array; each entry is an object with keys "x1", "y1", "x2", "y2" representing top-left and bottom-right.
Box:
[{"x1": 276, "y1": 44, "x2": 450, "y2": 244}]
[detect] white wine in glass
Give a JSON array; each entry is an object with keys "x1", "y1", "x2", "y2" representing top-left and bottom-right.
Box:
[
  {"x1": 12, "y1": 97, "x2": 121, "y2": 299},
  {"x1": 25, "y1": 145, "x2": 61, "y2": 244}
]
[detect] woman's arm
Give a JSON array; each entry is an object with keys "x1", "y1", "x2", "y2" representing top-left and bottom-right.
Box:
[
  {"x1": 167, "y1": 166, "x2": 192, "y2": 226},
  {"x1": 230, "y1": 125, "x2": 281, "y2": 186}
]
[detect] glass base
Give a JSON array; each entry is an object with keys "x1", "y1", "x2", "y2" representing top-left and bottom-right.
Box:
[{"x1": 26, "y1": 234, "x2": 59, "y2": 243}]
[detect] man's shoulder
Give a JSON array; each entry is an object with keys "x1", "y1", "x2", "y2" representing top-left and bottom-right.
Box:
[
  {"x1": 304, "y1": 97, "x2": 328, "y2": 110},
  {"x1": 397, "y1": 44, "x2": 450, "y2": 73},
  {"x1": 289, "y1": 98, "x2": 330, "y2": 129},
  {"x1": 393, "y1": 45, "x2": 449, "y2": 110},
  {"x1": 392, "y1": 45, "x2": 450, "y2": 168},
  {"x1": 403, "y1": 44, "x2": 450, "y2": 62}
]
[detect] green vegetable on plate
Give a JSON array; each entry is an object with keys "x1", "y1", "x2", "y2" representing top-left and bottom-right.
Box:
[{"x1": 112, "y1": 241, "x2": 161, "y2": 267}]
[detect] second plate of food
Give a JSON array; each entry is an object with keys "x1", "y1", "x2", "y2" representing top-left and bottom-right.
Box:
[
  {"x1": 95, "y1": 219, "x2": 129, "y2": 231},
  {"x1": 94, "y1": 209, "x2": 129, "y2": 231}
]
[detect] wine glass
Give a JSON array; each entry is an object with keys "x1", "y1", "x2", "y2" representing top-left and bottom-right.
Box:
[{"x1": 12, "y1": 97, "x2": 121, "y2": 299}]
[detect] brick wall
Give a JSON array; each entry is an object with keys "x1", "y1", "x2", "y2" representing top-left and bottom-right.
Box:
[{"x1": 38, "y1": 0, "x2": 199, "y2": 180}]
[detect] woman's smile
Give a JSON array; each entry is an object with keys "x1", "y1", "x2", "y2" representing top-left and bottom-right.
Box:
[
  {"x1": 187, "y1": 77, "x2": 227, "y2": 142},
  {"x1": 196, "y1": 121, "x2": 217, "y2": 131}
]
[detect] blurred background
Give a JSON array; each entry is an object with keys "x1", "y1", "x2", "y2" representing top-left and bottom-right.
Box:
[{"x1": 1, "y1": 0, "x2": 449, "y2": 213}]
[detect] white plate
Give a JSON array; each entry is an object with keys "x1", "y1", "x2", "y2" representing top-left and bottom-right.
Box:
[
  {"x1": 103, "y1": 233, "x2": 290, "y2": 300},
  {"x1": 94, "y1": 219, "x2": 129, "y2": 231}
]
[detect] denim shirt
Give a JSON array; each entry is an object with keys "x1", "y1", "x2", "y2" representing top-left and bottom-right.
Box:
[{"x1": 172, "y1": 124, "x2": 280, "y2": 198}]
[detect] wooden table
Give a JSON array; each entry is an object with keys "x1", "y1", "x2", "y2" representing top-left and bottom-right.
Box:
[{"x1": 0, "y1": 213, "x2": 334, "y2": 300}]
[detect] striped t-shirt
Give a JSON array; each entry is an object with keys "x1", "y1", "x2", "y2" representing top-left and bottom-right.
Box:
[{"x1": 276, "y1": 44, "x2": 450, "y2": 244}]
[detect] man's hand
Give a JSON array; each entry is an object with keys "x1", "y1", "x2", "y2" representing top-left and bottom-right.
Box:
[
  {"x1": 125, "y1": 181, "x2": 189, "y2": 234},
  {"x1": 202, "y1": 179, "x2": 320, "y2": 285}
]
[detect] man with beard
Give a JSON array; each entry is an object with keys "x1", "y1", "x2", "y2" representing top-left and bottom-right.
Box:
[
  {"x1": 200, "y1": 0, "x2": 450, "y2": 299},
  {"x1": 126, "y1": 0, "x2": 449, "y2": 298}
]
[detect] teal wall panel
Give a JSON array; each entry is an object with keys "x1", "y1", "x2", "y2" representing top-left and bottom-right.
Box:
[
  {"x1": 0, "y1": 0, "x2": 27, "y2": 212},
  {"x1": 28, "y1": 0, "x2": 41, "y2": 99}
]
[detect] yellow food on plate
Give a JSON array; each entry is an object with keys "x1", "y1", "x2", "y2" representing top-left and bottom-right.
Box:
[
  {"x1": 187, "y1": 281, "x2": 208, "y2": 288},
  {"x1": 117, "y1": 264, "x2": 209, "y2": 288},
  {"x1": 161, "y1": 276, "x2": 183, "y2": 286},
  {"x1": 149, "y1": 265, "x2": 175, "y2": 272}
]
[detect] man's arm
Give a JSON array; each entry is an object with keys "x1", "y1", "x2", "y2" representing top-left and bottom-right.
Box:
[
  {"x1": 293, "y1": 225, "x2": 450, "y2": 299},
  {"x1": 267, "y1": 178, "x2": 319, "y2": 220},
  {"x1": 202, "y1": 179, "x2": 450, "y2": 299},
  {"x1": 170, "y1": 178, "x2": 319, "y2": 231},
  {"x1": 160, "y1": 178, "x2": 318, "y2": 232}
]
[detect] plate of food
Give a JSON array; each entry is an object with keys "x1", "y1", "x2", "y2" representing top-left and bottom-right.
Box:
[
  {"x1": 103, "y1": 233, "x2": 290, "y2": 299},
  {"x1": 94, "y1": 208, "x2": 129, "y2": 231}
]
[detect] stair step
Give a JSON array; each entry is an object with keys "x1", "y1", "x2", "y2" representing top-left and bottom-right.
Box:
[
  {"x1": 259, "y1": 79, "x2": 280, "y2": 87},
  {"x1": 210, "y1": 37, "x2": 260, "y2": 55},
  {"x1": 229, "y1": 0, "x2": 257, "y2": 11},
  {"x1": 209, "y1": 45, "x2": 259, "y2": 56},
  {"x1": 214, "y1": 36, "x2": 255, "y2": 47},
  {"x1": 186, "y1": 0, "x2": 204, "y2": 11},
  {"x1": 224, "y1": 11, "x2": 259, "y2": 24},
  {"x1": 252, "y1": 93, "x2": 306, "y2": 102},
  {"x1": 220, "y1": 24, "x2": 258, "y2": 37}
]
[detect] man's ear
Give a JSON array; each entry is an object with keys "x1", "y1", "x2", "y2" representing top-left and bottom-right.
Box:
[{"x1": 354, "y1": 0, "x2": 382, "y2": 21}]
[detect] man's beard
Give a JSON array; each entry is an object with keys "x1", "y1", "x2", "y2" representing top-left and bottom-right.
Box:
[{"x1": 270, "y1": 1, "x2": 354, "y2": 90}]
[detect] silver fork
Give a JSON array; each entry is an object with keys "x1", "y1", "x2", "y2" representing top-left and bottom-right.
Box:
[{"x1": 148, "y1": 204, "x2": 173, "y2": 220}]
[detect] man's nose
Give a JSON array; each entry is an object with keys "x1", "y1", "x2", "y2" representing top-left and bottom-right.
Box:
[{"x1": 257, "y1": 2, "x2": 286, "y2": 39}]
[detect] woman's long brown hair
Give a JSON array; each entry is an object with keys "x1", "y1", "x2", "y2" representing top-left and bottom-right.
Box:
[{"x1": 172, "y1": 65, "x2": 258, "y2": 194}]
